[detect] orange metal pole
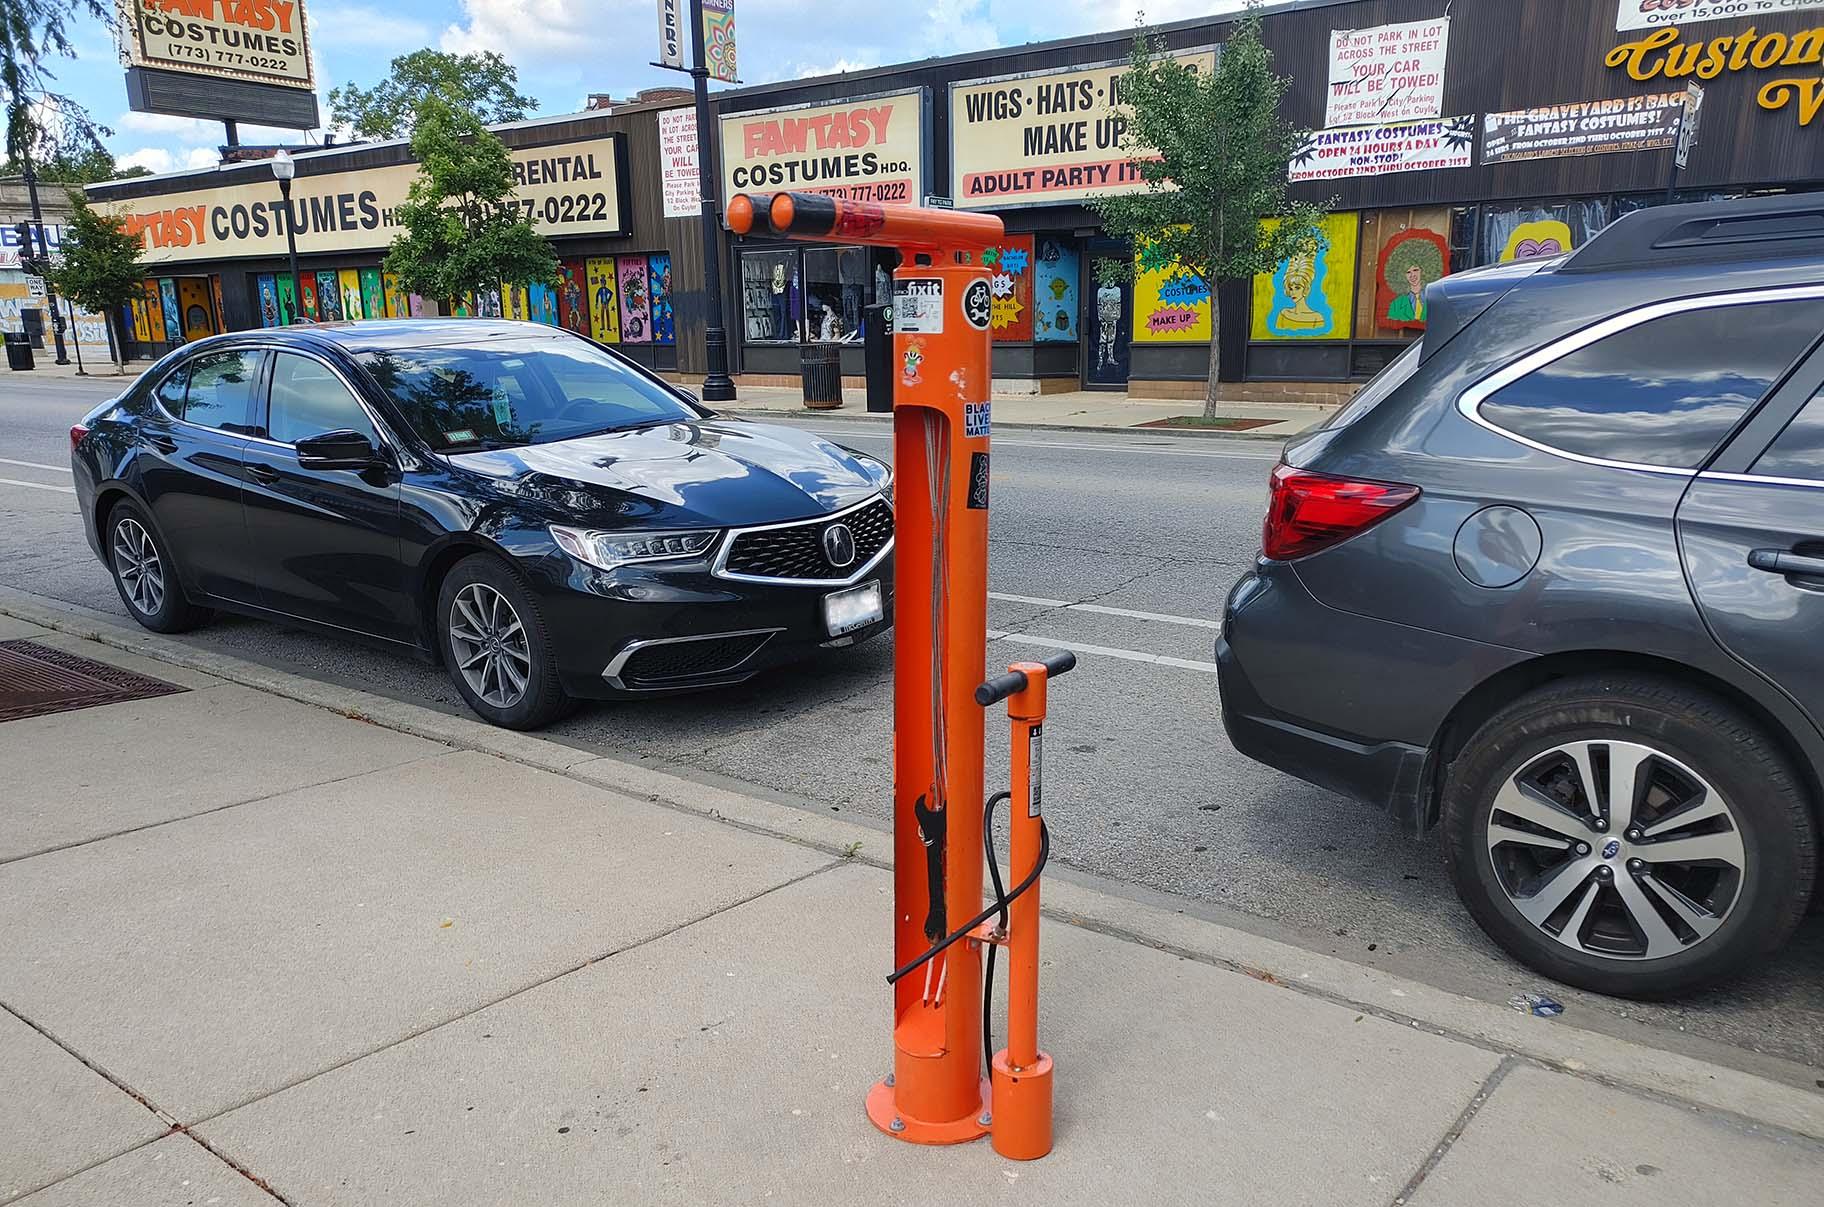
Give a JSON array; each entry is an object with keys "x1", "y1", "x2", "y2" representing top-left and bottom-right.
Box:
[
  {"x1": 991, "y1": 662, "x2": 1054, "y2": 1160},
  {"x1": 733, "y1": 193, "x2": 1009, "y2": 1147}
]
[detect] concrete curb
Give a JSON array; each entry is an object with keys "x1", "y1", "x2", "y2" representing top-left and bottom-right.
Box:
[
  {"x1": 3, "y1": 584, "x2": 1821, "y2": 1143},
  {"x1": 718, "y1": 406, "x2": 1309, "y2": 442}
]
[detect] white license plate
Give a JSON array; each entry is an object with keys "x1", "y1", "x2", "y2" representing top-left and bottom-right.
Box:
[{"x1": 824, "y1": 581, "x2": 884, "y2": 636}]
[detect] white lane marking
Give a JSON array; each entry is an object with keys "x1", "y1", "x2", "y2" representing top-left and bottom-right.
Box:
[
  {"x1": 795, "y1": 426, "x2": 1280, "y2": 460},
  {"x1": 989, "y1": 591, "x2": 1221, "y2": 630},
  {"x1": 0, "y1": 476, "x2": 75, "y2": 494},
  {"x1": 987, "y1": 629, "x2": 1218, "y2": 674},
  {"x1": 0, "y1": 457, "x2": 71, "y2": 473}
]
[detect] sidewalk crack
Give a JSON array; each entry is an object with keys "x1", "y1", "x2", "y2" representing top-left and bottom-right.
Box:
[{"x1": 1387, "y1": 1055, "x2": 1517, "y2": 1207}]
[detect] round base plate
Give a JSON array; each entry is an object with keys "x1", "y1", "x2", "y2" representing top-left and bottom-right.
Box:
[{"x1": 865, "y1": 1078, "x2": 991, "y2": 1145}]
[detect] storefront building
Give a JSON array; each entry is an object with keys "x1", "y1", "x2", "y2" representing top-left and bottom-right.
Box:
[
  {"x1": 85, "y1": 95, "x2": 706, "y2": 373},
  {"x1": 0, "y1": 179, "x2": 113, "y2": 364},
  {"x1": 713, "y1": 0, "x2": 1824, "y2": 397}
]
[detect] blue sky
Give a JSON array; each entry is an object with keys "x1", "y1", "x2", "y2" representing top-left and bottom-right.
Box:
[{"x1": 54, "y1": 1, "x2": 1243, "y2": 175}]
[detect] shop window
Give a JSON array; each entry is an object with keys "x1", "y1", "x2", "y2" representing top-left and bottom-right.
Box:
[
  {"x1": 1034, "y1": 239, "x2": 1079, "y2": 343},
  {"x1": 979, "y1": 235, "x2": 1034, "y2": 342},
  {"x1": 1250, "y1": 213, "x2": 1357, "y2": 342},
  {"x1": 1356, "y1": 208, "x2": 1451, "y2": 341},
  {"x1": 805, "y1": 246, "x2": 866, "y2": 342},
  {"x1": 741, "y1": 250, "x2": 799, "y2": 343},
  {"x1": 1478, "y1": 300, "x2": 1824, "y2": 469},
  {"x1": 1480, "y1": 199, "x2": 1615, "y2": 266}
]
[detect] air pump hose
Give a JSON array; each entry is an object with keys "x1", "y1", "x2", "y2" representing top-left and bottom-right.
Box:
[{"x1": 885, "y1": 790, "x2": 1052, "y2": 1071}]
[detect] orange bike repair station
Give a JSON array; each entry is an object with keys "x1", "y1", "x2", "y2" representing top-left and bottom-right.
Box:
[{"x1": 728, "y1": 192, "x2": 1079, "y2": 1160}]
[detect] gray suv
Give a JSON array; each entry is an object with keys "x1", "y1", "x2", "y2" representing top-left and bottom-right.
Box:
[{"x1": 1218, "y1": 194, "x2": 1824, "y2": 998}]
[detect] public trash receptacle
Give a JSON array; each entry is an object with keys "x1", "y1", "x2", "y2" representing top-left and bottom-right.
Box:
[
  {"x1": 5, "y1": 331, "x2": 34, "y2": 371},
  {"x1": 800, "y1": 341, "x2": 843, "y2": 409},
  {"x1": 863, "y1": 301, "x2": 893, "y2": 412}
]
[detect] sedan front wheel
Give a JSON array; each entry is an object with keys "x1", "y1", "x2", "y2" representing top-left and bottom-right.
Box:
[{"x1": 437, "y1": 554, "x2": 572, "y2": 730}]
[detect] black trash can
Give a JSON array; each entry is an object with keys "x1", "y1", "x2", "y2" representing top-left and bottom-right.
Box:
[
  {"x1": 5, "y1": 331, "x2": 34, "y2": 371},
  {"x1": 862, "y1": 301, "x2": 893, "y2": 412},
  {"x1": 800, "y1": 341, "x2": 843, "y2": 410}
]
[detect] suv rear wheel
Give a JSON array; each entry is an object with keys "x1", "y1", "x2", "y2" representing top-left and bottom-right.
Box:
[{"x1": 1442, "y1": 675, "x2": 1816, "y2": 998}]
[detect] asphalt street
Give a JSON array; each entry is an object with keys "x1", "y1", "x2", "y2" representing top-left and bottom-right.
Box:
[{"x1": 4, "y1": 372, "x2": 1820, "y2": 1082}]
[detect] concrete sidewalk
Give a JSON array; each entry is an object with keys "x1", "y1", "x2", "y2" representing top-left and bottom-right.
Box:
[
  {"x1": 718, "y1": 383, "x2": 1325, "y2": 437},
  {"x1": 2, "y1": 597, "x2": 1821, "y2": 1206}
]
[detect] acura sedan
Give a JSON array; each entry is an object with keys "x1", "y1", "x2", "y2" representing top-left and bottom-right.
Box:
[{"x1": 70, "y1": 320, "x2": 894, "y2": 728}]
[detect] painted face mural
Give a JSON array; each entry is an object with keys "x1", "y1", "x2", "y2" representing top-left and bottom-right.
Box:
[{"x1": 1501, "y1": 219, "x2": 1574, "y2": 263}]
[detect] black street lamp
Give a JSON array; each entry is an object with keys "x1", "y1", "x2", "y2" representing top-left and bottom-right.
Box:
[
  {"x1": 21, "y1": 164, "x2": 70, "y2": 364},
  {"x1": 271, "y1": 150, "x2": 303, "y2": 325},
  {"x1": 689, "y1": 0, "x2": 736, "y2": 402}
]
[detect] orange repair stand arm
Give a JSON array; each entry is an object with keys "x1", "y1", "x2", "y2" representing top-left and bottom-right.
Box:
[
  {"x1": 729, "y1": 192, "x2": 1006, "y2": 1146},
  {"x1": 992, "y1": 662, "x2": 1055, "y2": 1160}
]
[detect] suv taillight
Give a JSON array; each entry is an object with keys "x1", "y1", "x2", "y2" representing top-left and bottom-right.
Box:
[
  {"x1": 70, "y1": 423, "x2": 90, "y2": 454},
  {"x1": 1262, "y1": 462, "x2": 1420, "y2": 561}
]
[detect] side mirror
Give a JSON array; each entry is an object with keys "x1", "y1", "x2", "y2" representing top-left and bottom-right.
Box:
[{"x1": 295, "y1": 429, "x2": 379, "y2": 470}]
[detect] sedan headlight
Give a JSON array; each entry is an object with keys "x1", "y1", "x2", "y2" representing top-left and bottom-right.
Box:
[
  {"x1": 549, "y1": 525, "x2": 720, "y2": 572},
  {"x1": 855, "y1": 452, "x2": 894, "y2": 502}
]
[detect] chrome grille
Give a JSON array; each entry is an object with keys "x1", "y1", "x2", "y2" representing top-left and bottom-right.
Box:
[{"x1": 721, "y1": 497, "x2": 893, "y2": 582}]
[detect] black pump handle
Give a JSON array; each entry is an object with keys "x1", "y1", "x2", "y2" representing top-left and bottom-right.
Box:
[{"x1": 974, "y1": 650, "x2": 1077, "y2": 707}]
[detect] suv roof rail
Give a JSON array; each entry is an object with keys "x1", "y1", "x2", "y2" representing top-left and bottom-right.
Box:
[{"x1": 1559, "y1": 192, "x2": 1824, "y2": 274}]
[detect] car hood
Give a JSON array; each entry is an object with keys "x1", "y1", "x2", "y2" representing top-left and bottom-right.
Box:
[{"x1": 445, "y1": 418, "x2": 885, "y2": 528}]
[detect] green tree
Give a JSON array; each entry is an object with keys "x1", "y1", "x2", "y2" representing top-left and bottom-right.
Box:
[
  {"x1": 44, "y1": 194, "x2": 146, "y2": 375},
  {"x1": 329, "y1": 49, "x2": 538, "y2": 142},
  {"x1": 1092, "y1": 10, "x2": 1330, "y2": 416},
  {"x1": 383, "y1": 96, "x2": 555, "y2": 310},
  {"x1": 3, "y1": 145, "x2": 148, "y2": 184},
  {"x1": 0, "y1": 0, "x2": 111, "y2": 166}
]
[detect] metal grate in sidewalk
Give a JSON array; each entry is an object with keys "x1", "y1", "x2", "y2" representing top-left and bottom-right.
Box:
[{"x1": 0, "y1": 639, "x2": 185, "y2": 722}]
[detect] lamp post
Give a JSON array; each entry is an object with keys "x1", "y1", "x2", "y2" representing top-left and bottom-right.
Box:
[
  {"x1": 21, "y1": 164, "x2": 70, "y2": 364},
  {"x1": 689, "y1": 0, "x2": 736, "y2": 401},
  {"x1": 271, "y1": 150, "x2": 303, "y2": 325}
]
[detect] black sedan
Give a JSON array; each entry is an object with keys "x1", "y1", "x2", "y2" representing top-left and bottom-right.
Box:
[{"x1": 69, "y1": 320, "x2": 894, "y2": 728}]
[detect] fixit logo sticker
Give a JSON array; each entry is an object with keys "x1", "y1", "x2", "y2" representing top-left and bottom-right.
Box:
[
  {"x1": 963, "y1": 278, "x2": 992, "y2": 330},
  {"x1": 964, "y1": 400, "x2": 991, "y2": 439}
]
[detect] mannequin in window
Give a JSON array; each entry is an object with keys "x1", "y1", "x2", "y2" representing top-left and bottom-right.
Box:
[
  {"x1": 819, "y1": 304, "x2": 841, "y2": 342},
  {"x1": 770, "y1": 263, "x2": 788, "y2": 340}
]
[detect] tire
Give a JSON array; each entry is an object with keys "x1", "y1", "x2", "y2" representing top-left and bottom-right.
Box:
[
  {"x1": 1442, "y1": 674, "x2": 1816, "y2": 999},
  {"x1": 436, "y1": 553, "x2": 573, "y2": 730},
  {"x1": 105, "y1": 501, "x2": 211, "y2": 633}
]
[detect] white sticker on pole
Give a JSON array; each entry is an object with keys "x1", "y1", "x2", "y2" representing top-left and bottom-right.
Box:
[
  {"x1": 894, "y1": 278, "x2": 944, "y2": 333},
  {"x1": 1028, "y1": 723, "x2": 1043, "y2": 817}
]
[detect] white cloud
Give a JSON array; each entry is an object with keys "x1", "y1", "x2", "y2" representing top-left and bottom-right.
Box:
[
  {"x1": 116, "y1": 111, "x2": 220, "y2": 143},
  {"x1": 186, "y1": 147, "x2": 220, "y2": 169},
  {"x1": 308, "y1": 6, "x2": 432, "y2": 49},
  {"x1": 117, "y1": 147, "x2": 179, "y2": 174},
  {"x1": 794, "y1": 57, "x2": 875, "y2": 79},
  {"x1": 439, "y1": 0, "x2": 614, "y2": 61}
]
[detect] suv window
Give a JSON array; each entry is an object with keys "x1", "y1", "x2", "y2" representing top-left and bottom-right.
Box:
[
  {"x1": 1478, "y1": 300, "x2": 1824, "y2": 470},
  {"x1": 1753, "y1": 384, "x2": 1824, "y2": 482},
  {"x1": 268, "y1": 353, "x2": 379, "y2": 446},
  {"x1": 182, "y1": 350, "x2": 263, "y2": 432}
]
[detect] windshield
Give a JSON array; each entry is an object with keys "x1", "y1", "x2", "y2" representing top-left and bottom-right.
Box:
[{"x1": 357, "y1": 338, "x2": 696, "y2": 451}]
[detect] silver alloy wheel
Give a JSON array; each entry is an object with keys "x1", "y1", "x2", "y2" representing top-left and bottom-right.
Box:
[
  {"x1": 448, "y1": 583, "x2": 533, "y2": 710},
  {"x1": 1486, "y1": 739, "x2": 1747, "y2": 961},
  {"x1": 112, "y1": 517, "x2": 166, "y2": 616}
]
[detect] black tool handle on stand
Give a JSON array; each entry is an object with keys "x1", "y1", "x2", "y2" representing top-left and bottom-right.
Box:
[{"x1": 974, "y1": 651, "x2": 1077, "y2": 707}]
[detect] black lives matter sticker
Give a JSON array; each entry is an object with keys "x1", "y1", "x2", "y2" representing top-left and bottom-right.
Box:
[{"x1": 963, "y1": 279, "x2": 992, "y2": 330}]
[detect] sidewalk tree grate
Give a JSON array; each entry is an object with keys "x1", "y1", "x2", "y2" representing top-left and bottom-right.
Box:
[{"x1": 0, "y1": 640, "x2": 185, "y2": 722}]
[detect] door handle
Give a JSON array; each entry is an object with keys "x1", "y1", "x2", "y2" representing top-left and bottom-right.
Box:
[
  {"x1": 245, "y1": 464, "x2": 282, "y2": 484},
  {"x1": 1747, "y1": 548, "x2": 1824, "y2": 578},
  {"x1": 145, "y1": 434, "x2": 178, "y2": 454}
]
